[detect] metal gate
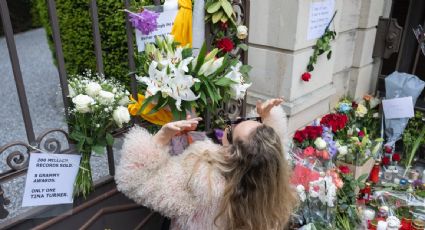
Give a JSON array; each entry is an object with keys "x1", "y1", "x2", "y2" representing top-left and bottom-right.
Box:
[
  {"x1": 0, "y1": 0, "x2": 249, "y2": 229},
  {"x1": 374, "y1": 0, "x2": 425, "y2": 110}
]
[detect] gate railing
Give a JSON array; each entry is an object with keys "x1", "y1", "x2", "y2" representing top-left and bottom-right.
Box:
[{"x1": 0, "y1": 0, "x2": 249, "y2": 227}]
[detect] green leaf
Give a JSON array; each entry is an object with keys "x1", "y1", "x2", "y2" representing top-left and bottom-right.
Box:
[
  {"x1": 240, "y1": 65, "x2": 252, "y2": 74},
  {"x1": 357, "y1": 173, "x2": 369, "y2": 183},
  {"x1": 92, "y1": 145, "x2": 105, "y2": 154},
  {"x1": 182, "y1": 48, "x2": 193, "y2": 59},
  {"x1": 137, "y1": 93, "x2": 158, "y2": 115},
  {"x1": 327, "y1": 50, "x2": 332, "y2": 59},
  {"x1": 207, "y1": 1, "x2": 222, "y2": 14},
  {"x1": 106, "y1": 133, "x2": 114, "y2": 146},
  {"x1": 204, "y1": 80, "x2": 216, "y2": 105},
  {"x1": 148, "y1": 97, "x2": 169, "y2": 115},
  {"x1": 200, "y1": 92, "x2": 207, "y2": 105},
  {"x1": 221, "y1": 0, "x2": 234, "y2": 20},
  {"x1": 238, "y1": 43, "x2": 249, "y2": 51},
  {"x1": 212, "y1": 10, "x2": 224, "y2": 24},
  {"x1": 307, "y1": 64, "x2": 314, "y2": 72},
  {"x1": 194, "y1": 43, "x2": 207, "y2": 73},
  {"x1": 215, "y1": 77, "x2": 236, "y2": 86}
]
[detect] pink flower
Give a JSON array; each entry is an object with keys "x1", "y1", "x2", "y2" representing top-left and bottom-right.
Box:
[{"x1": 303, "y1": 146, "x2": 315, "y2": 157}]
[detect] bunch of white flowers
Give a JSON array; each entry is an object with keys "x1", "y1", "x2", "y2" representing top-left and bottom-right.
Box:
[
  {"x1": 224, "y1": 61, "x2": 252, "y2": 100},
  {"x1": 308, "y1": 176, "x2": 337, "y2": 207},
  {"x1": 68, "y1": 71, "x2": 130, "y2": 128}
]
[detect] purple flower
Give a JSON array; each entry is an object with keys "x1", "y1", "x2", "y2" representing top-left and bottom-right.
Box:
[
  {"x1": 322, "y1": 126, "x2": 337, "y2": 157},
  {"x1": 127, "y1": 9, "x2": 160, "y2": 35}
]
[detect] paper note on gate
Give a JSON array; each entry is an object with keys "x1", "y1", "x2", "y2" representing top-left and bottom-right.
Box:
[
  {"x1": 382, "y1": 96, "x2": 415, "y2": 119},
  {"x1": 22, "y1": 153, "x2": 81, "y2": 207},
  {"x1": 135, "y1": 9, "x2": 179, "y2": 52}
]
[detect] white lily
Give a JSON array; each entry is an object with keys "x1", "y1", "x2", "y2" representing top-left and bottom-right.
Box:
[
  {"x1": 178, "y1": 57, "x2": 194, "y2": 73},
  {"x1": 198, "y1": 57, "x2": 224, "y2": 76},
  {"x1": 231, "y1": 82, "x2": 251, "y2": 100},
  {"x1": 169, "y1": 71, "x2": 199, "y2": 111}
]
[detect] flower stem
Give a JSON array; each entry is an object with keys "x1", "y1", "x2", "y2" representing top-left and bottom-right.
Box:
[{"x1": 73, "y1": 150, "x2": 93, "y2": 198}]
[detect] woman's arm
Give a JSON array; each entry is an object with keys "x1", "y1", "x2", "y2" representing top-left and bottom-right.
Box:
[
  {"x1": 115, "y1": 118, "x2": 202, "y2": 217},
  {"x1": 256, "y1": 98, "x2": 289, "y2": 155}
]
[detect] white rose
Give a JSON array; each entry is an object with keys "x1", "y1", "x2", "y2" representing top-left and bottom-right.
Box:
[
  {"x1": 236, "y1": 25, "x2": 248, "y2": 39},
  {"x1": 72, "y1": 94, "x2": 94, "y2": 113},
  {"x1": 113, "y1": 106, "x2": 130, "y2": 127},
  {"x1": 68, "y1": 86, "x2": 76, "y2": 98},
  {"x1": 314, "y1": 137, "x2": 327, "y2": 150},
  {"x1": 118, "y1": 96, "x2": 130, "y2": 106},
  {"x1": 338, "y1": 146, "x2": 348, "y2": 156},
  {"x1": 369, "y1": 97, "x2": 380, "y2": 109},
  {"x1": 373, "y1": 112, "x2": 379, "y2": 118},
  {"x1": 98, "y1": 90, "x2": 115, "y2": 105},
  {"x1": 85, "y1": 82, "x2": 102, "y2": 97}
]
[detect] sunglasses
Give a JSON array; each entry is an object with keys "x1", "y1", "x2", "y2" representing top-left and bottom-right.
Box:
[{"x1": 225, "y1": 117, "x2": 262, "y2": 144}]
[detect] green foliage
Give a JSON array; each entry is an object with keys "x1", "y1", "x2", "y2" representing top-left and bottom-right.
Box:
[
  {"x1": 335, "y1": 171, "x2": 366, "y2": 229},
  {"x1": 402, "y1": 111, "x2": 425, "y2": 168},
  {"x1": 33, "y1": 0, "x2": 156, "y2": 85},
  {"x1": 306, "y1": 11, "x2": 337, "y2": 73}
]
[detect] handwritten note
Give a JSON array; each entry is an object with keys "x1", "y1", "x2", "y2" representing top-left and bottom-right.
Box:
[
  {"x1": 22, "y1": 153, "x2": 81, "y2": 207},
  {"x1": 382, "y1": 97, "x2": 415, "y2": 119},
  {"x1": 135, "y1": 9, "x2": 178, "y2": 52},
  {"x1": 307, "y1": 0, "x2": 335, "y2": 40}
]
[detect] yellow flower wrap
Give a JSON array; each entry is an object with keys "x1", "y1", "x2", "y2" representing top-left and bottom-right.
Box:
[
  {"x1": 128, "y1": 94, "x2": 173, "y2": 126},
  {"x1": 171, "y1": 0, "x2": 192, "y2": 47}
]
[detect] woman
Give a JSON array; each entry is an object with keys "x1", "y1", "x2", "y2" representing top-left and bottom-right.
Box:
[{"x1": 115, "y1": 98, "x2": 297, "y2": 230}]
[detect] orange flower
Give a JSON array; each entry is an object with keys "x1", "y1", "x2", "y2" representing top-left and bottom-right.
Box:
[{"x1": 363, "y1": 94, "x2": 372, "y2": 101}]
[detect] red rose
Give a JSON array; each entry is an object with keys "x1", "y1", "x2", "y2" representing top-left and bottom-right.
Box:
[
  {"x1": 293, "y1": 130, "x2": 305, "y2": 143},
  {"x1": 392, "y1": 153, "x2": 401, "y2": 162},
  {"x1": 219, "y1": 21, "x2": 228, "y2": 31},
  {"x1": 301, "y1": 72, "x2": 311, "y2": 82},
  {"x1": 216, "y1": 37, "x2": 234, "y2": 53},
  {"x1": 339, "y1": 165, "x2": 351, "y2": 174},
  {"x1": 320, "y1": 113, "x2": 349, "y2": 132},
  {"x1": 303, "y1": 126, "x2": 323, "y2": 140},
  {"x1": 382, "y1": 156, "x2": 391, "y2": 166},
  {"x1": 384, "y1": 145, "x2": 392, "y2": 154},
  {"x1": 358, "y1": 130, "x2": 365, "y2": 138}
]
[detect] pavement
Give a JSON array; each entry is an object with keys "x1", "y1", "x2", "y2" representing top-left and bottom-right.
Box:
[{"x1": 0, "y1": 28, "x2": 117, "y2": 225}]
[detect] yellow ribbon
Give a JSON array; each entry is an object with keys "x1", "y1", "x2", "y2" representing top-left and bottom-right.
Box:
[
  {"x1": 128, "y1": 94, "x2": 173, "y2": 126},
  {"x1": 171, "y1": 0, "x2": 192, "y2": 47}
]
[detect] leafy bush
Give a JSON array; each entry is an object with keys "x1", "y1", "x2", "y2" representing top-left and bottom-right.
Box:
[{"x1": 33, "y1": 0, "x2": 156, "y2": 85}]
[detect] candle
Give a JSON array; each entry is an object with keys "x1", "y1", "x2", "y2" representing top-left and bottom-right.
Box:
[{"x1": 377, "y1": 221, "x2": 388, "y2": 230}]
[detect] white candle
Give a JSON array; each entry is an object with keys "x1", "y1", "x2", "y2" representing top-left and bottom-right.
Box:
[{"x1": 377, "y1": 221, "x2": 388, "y2": 230}]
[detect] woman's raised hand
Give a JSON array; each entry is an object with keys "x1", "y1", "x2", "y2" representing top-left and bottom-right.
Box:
[
  {"x1": 256, "y1": 98, "x2": 284, "y2": 118},
  {"x1": 153, "y1": 116, "x2": 202, "y2": 146}
]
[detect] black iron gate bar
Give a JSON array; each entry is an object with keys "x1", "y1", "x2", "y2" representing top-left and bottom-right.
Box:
[{"x1": 0, "y1": 0, "x2": 250, "y2": 227}]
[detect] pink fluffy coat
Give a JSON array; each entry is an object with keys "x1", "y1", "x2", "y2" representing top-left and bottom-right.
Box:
[{"x1": 115, "y1": 106, "x2": 288, "y2": 229}]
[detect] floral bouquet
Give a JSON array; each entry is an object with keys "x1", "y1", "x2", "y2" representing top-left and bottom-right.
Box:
[
  {"x1": 133, "y1": 35, "x2": 252, "y2": 123},
  {"x1": 205, "y1": 0, "x2": 249, "y2": 55},
  {"x1": 291, "y1": 159, "x2": 342, "y2": 227},
  {"x1": 67, "y1": 71, "x2": 130, "y2": 198}
]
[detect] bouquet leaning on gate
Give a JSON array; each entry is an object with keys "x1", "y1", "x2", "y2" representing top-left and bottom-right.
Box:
[{"x1": 67, "y1": 71, "x2": 131, "y2": 198}]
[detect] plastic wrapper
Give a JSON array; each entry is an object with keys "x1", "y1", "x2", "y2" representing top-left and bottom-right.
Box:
[
  {"x1": 289, "y1": 148, "x2": 340, "y2": 227},
  {"x1": 373, "y1": 190, "x2": 425, "y2": 221},
  {"x1": 384, "y1": 72, "x2": 425, "y2": 147}
]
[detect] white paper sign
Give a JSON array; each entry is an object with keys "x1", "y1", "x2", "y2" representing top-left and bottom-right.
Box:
[
  {"x1": 135, "y1": 9, "x2": 179, "y2": 52},
  {"x1": 307, "y1": 0, "x2": 335, "y2": 40},
  {"x1": 22, "y1": 153, "x2": 81, "y2": 207},
  {"x1": 382, "y1": 97, "x2": 415, "y2": 119}
]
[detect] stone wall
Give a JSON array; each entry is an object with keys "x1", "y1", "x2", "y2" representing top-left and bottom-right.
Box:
[{"x1": 246, "y1": 0, "x2": 386, "y2": 133}]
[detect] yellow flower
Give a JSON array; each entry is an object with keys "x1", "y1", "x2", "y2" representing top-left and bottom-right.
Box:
[
  {"x1": 355, "y1": 104, "x2": 368, "y2": 118},
  {"x1": 128, "y1": 94, "x2": 173, "y2": 126}
]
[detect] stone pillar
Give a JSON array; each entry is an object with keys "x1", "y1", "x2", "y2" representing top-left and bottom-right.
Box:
[{"x1": 246, "y1": 0, "x2": 385, "y2": 133}]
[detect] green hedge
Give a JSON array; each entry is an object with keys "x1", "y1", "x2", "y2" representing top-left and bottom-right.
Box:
[{"x1": 34, "y1": 0, "x2": 155, "y2": 85}]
